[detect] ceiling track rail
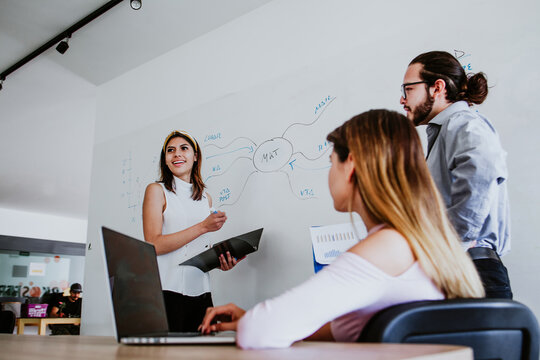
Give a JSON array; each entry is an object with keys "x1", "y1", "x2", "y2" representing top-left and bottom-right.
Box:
[{"x1": 0, "y1": 0, "x2": 123, "y2": 82}]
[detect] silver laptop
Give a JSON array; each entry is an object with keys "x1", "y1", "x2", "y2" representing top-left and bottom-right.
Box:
[{"x1": 101, "y1": 226, "x2": 235, "y2": 344}]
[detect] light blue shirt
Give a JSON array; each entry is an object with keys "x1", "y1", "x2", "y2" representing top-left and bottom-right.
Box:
[{"x1": 426, "y1": 101, "x2": 510, "y2": 256}]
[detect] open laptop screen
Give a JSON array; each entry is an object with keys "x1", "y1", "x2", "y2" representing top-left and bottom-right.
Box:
[{"x1": 102, "y1": 226, "x2": 170, "y2": 339}]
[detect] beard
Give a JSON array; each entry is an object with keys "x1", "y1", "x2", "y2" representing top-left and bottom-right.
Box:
[{"x1": 411, "y1": 94, "x2": 434, "y2": 126}]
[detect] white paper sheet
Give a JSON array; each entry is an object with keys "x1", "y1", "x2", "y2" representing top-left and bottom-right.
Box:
[{"x1": 310, "y1": 222, "x2": 366, "y2": 265}]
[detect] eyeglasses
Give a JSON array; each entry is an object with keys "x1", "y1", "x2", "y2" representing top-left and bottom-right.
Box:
[{"x1": 400, "y1": 81, "x2": 428, "y2": 100}]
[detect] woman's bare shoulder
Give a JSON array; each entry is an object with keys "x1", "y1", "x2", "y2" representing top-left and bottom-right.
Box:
[
  {"x1": 144, "y1": 182, "x2": 165, "y2": 201},
  {"x1": 349, "y1": 228, "x2": 414, "y2": 276},
  {"x1": 146, "y1": 182, "x2": 163, "y2": 192}
]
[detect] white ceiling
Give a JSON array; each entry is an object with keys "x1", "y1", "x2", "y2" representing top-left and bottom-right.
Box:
[
  {"x1": 0, "y1": 0, "x2": 272, "y2": 220},
  {"x1": 0, "y1": 0, "x2": 273, "y2": 85}
]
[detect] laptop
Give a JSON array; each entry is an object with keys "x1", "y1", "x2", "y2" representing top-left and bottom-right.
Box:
[{"x1": 101, "y1": 226, "x2": 236, "y2": 344}]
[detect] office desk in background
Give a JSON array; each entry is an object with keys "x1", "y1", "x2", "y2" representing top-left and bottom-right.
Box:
[
  {"x1": 0, "y1": 334, "x2": 472, "y2": 360},
  {"x1": 15, "y1": 317, "x2": 81, "y2": 335}
]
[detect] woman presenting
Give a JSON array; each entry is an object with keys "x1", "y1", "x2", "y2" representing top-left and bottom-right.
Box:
[{"x1": 143, "y1": 130, "x2": 237, "y2": 332}]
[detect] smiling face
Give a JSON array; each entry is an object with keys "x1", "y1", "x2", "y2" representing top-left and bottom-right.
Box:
[
  {"x1": 400, "y1": 63, "x2": 435, "y2": 126},
  {"x1": 165, "y1": 136, "x2": 197, "y2": 182}
]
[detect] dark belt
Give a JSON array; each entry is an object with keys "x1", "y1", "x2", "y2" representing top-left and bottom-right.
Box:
[{"x1": 467, "y1": 247, "x2": 501, "y2": 261}]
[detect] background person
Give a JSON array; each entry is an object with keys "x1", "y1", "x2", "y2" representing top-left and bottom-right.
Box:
[
  {"x1": 49, "y1": 283, "x2": 82, "y2": 335},
  {"x1": 143, "y1": 130, "x2": 238, "y2": 332},
  {"x1": 199, "y1": 109, "x2": 484, "y2": 349},
  {"x1": 399, "y1": 50, "x2": 512, "y2": 298}
]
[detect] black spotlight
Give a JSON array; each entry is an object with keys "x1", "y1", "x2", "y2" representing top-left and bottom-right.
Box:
[
  {"x1": 130, "y1": 0, "x2": 142, "y2": 10},
  {"x1": 0, "y1": 80, "x2": 3, "y2": 91},
  {"x1": 56, "y1": 36, "x2": 70, "y2": 54}
]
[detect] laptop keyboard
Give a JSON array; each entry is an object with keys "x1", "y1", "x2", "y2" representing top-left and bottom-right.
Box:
[{"x1": 165, "y1": 332, "x2": 207, "y2": 337}]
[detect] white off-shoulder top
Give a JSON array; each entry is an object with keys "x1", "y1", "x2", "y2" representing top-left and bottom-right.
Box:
[{"x1": 236, "y1": 228, "x2": 443, "y2": 349}]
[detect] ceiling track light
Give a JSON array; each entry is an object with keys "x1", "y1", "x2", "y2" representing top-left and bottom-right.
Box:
[
  {"x1": 56, "y1": 35, "x2": 71, "y2": 54},
  {"x1": 0, "y1": 0, "x2": 123, "y2": 91},
  {"x1": 130, "y1": 0, "x2": 142, "y2": 10}
]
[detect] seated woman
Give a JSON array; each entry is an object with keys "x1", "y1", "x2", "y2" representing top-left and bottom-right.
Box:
[{"x1": 199, "y1": 109, "x2": 484, "y2": 349}]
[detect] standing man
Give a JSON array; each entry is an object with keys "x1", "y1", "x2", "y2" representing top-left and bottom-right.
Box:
[{"x1": 399, "y1": 51, "x2": 512, "y2": 298}]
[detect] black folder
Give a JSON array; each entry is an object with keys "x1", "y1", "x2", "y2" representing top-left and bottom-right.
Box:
[{"x1": 179, "y1": 228, "x2": 263, "y2": 272}]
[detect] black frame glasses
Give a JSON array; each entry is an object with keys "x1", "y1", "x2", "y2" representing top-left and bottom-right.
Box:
[{"x1": 400, "y1": 81, "x2": 428, "y2": 100}]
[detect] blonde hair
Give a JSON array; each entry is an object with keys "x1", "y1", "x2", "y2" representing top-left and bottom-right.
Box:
[{"x1": 327, "y1": 109, "x2": 484, "y2": 298}]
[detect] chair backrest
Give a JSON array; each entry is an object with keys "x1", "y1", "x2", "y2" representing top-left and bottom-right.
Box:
[
  {"x1": 0, "y1": 310, "x2": 16, "y2": 333},
  {"x1": 40, "y1": 292, "x2": 64, "y2": 316},
  {"x1": 358, "y1": 298, "x2": 539, "y2": 360}
]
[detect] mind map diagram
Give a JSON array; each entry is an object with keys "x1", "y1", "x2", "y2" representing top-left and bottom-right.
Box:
[
  {"x1": 202, "y1": 95, "x2": 336, "y2": 208},
  {"x1": 120, "y1": 152, "x2": 159, "y2": 224},
  {"x1": 120, "y1": 151, "x2": 144, "y2": 223}
]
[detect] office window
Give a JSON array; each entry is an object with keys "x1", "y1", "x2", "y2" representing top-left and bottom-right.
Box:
[{"x1": 0, "y1": 236, "x2": 85, "y2": 300}]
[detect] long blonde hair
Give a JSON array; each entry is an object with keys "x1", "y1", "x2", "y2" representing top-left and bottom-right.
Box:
[{"x1": 327, "y1": 109, "x2": 484, "y2": 298}]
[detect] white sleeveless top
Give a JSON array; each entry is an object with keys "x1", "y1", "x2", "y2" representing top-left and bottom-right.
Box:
[{"x1": 157, "y1": 176, "x2": 211, "y2": 296}]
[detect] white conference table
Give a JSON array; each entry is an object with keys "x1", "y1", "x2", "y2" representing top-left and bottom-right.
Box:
[{"x1": 0, "y1": 334, "x2": 472, "y2": 360}]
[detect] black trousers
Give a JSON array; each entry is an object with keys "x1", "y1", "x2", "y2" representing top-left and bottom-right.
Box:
[
  {"x1": 469, "y1": 253, "x2": 513, "y2": 299},
  {"x1": 162, "y1": 290, "x2": 213, "y2": 332},
  {"x1": 50, "y1": 324, "x2": 80, "y2": 335}
]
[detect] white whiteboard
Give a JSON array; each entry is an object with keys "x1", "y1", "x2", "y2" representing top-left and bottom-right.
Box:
[
  {"x1": 90, "y1": 69, "x2": 366, "y2": 296},
  {"x1": 83, "y1": 0, "x2": 540, "y2": 335}
]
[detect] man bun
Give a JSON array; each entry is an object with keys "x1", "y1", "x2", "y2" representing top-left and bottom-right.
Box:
[{"x1": 465, "y1": 72, "x2": 488, "y2": 105}]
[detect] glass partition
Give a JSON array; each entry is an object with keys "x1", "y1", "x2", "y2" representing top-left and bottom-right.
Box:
[{"x1": 0, "y1": 249, "x2": 84, "y2": 300}]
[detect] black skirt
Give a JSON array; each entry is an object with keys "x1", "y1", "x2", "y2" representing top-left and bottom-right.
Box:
[{"x1": 162, "y1": 290, "x2": 214, "y2": 332}]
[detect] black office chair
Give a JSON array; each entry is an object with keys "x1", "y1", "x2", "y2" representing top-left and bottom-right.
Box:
[
  {"x1": 0, "y1": 310, "x2": 16, "y2": 333},
  {"x1": 358, "y1": 298, "x2": 539, "y2": 360}
]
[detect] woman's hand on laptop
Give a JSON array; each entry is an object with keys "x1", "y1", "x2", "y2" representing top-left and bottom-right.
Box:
[{"x1": 199, "y1": 303, "x2": 246, "y2": 334}]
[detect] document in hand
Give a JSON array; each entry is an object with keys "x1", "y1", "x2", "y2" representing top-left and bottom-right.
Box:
[
  {"x1": 310, "y1": 222, "x2": 365, "y2": 273},
  {"x1": 179, "y1": 228, "x2": 263, "y2": 272}
]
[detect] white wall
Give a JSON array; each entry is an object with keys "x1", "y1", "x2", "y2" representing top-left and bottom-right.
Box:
[
  {"x1": 81, "y1": 0, "x2": 539, "y2": 335},
  {"x1": 0, "y1": 32, "x2": 95, "y2": 244},
  {"x1": 0, "y1": 207, "x2": 87, "y2": 243},
  {"x1": 0, "y1": 33, "x2": 96, "y2": 221}
]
